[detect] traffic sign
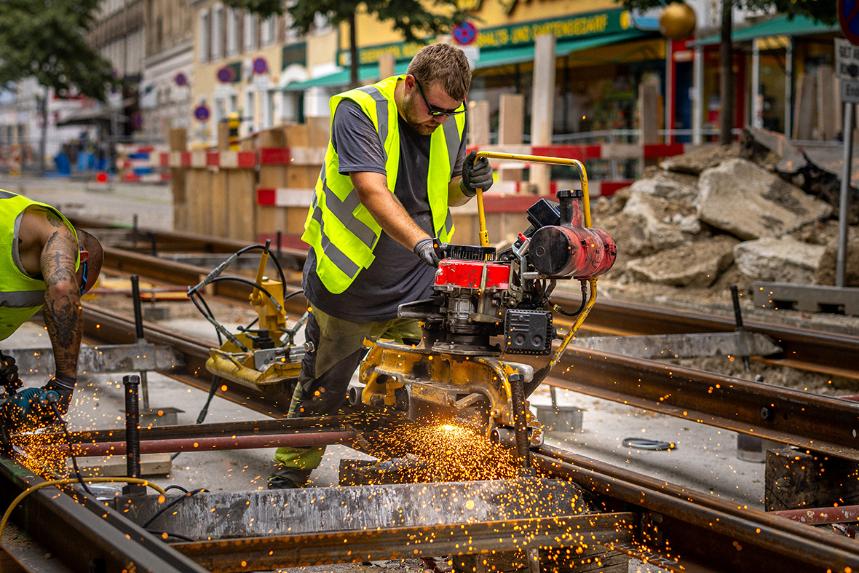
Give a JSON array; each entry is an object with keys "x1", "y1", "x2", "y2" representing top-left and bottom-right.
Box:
[
  {"x1": 836, "y1": 38, "x2": 859, "y2": 79},
  {"x1": 839, "y1": 0, "x2": 859, "y2": 45},
  {"x1": 452, "y1": 21, "x2": 478, "y2": 46},
  {"x1": 843, "y1": 79, "x2": 859, "y2": 103}
]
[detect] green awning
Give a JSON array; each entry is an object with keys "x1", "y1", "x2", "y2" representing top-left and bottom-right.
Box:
[
  {"x1": 695, "y1": 14, "x2": 837, "y2": 47},
  {"x1": 474, "y1": 29, "x2": 652, "y2": 70},
  {"x1": 285, "y1": 29, "x2": 652, "y2": 90},
  {"x1": 284, "y1": 62, "x2": 409, "y2": 91}
]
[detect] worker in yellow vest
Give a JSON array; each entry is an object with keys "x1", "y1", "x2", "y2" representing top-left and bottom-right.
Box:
[
  {"x1": 270, "y1": 44, "x2": 493, "y2": 488},
  {"x1": 0, "y1": 190, "x2": 103, "y2": 426}
]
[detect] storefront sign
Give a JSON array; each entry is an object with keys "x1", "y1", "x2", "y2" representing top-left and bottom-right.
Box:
[
  {"x1": 836, "y1": 38, "x2": 859, "y2": 79},
  {"x1": 338, "y1": 8, "x2": 632, "y2": 67}
]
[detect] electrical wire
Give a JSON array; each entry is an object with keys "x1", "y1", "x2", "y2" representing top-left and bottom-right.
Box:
[
  {"x1": 0, "y1": 478, "x2": 167, "y2": 542},
  {"x1": 553, "y1": 280, "x2": 589, "y2": 317},
  {"x1": 142, "y1": 487, "x2": 207, "y2": 528},
  {"x1": 148, "y1": 530, "x2": 194, "y2": 542},
  {"x1": 234, "y1": 243, "x2": 288, "y2": 288}
]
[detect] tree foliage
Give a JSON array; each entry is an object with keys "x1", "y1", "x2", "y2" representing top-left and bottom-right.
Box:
[
  {"x1": 0, "y1": 0, "x2": 115, "y2": 101},
  {"x1": 225, "y1": 0, "x2": 470, "y2": 86},
  {"x1": 617, "y1": 0, "x2": 836, "y2": 25}
]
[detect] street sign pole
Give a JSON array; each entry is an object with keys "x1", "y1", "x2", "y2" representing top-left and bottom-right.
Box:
[
  {"x1": 838, "y1": 101, "x2": 853, "y2": 287},
  {"x1": 835, "y1": 34, "x2": 858, "y2": 287}
]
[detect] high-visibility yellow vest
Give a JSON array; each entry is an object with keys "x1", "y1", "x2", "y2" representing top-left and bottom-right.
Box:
[
  {"x1": 301, "y1": 75, "x2": 466, "y2": 294},
  {"x1": 0, "y1": 190, "x2": 78, "y2": 341}
]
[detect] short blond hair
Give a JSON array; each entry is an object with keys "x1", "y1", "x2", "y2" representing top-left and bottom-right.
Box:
[{"x1": 407, "y1": 44, "x2": 471, "y2": 101}]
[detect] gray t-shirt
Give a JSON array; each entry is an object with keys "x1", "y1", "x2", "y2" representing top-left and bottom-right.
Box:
[{"x1": 303, "y1": 99, "x2": 466, "y2": 322}]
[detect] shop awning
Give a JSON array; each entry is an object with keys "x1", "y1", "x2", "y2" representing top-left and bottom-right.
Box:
[
  {"x1": 695, "y1": 14, "x2": 837, "y2": 47},
  {"x1": 472, "y1": 29, "x2": 652, "y2": 70},
  {"x1": 284, "y1": 62, "x2": 409, "y2": 91},
  {"x1": 285, "y1": 29, "x2": 652, "y2": 91}
]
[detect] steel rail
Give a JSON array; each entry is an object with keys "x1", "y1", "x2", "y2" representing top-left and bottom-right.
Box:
[
  {"x1": 551, "y1": 345, "x2": 859, "y2": 460},
  {"x1": 83, "y1": 304, "x2": 859, "y2": 460},
  {"x1": 0, "y1": 458, "x2": 206, "y2": 573},
  {"x1": 172, "y1": 512, "x2": 634, "y2": 572},
  {"x1": 92, "y1": 227, "x2": 859, "y2": 378},
  {"x1": 533, "y1": 445, "x2": 859, "y2": 572}
]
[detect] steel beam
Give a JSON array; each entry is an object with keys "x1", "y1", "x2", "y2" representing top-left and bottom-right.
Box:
[
  {"x1": 534, "y1": 446, "x2": 859, "y2": 572},
  {"x1": 551, "y1": 346, "x2": 859, "y2": 460},
  {"x1": 172, "y1": 513, "x2": 633, "y2": 572},
  {"x1": 0, "y1": 458, "x2": 205, "y2": 573},
  {"x1": 5, "y1": 343, "x2": 183, "y2": 377},
  {"x1": 574, "y1": 331, "x2": 781, "y2": 359}
]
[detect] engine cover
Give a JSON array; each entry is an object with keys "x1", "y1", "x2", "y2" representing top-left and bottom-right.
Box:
[{"x1": 435, "y1": 259, "x2": 511, "y2": 290}]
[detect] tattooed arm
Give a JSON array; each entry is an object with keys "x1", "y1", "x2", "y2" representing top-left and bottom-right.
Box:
[{"x1": 33, "y1": 210, "x2": 82, "y2": 387}]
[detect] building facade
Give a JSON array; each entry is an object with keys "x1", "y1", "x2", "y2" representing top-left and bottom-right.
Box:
[
  {"x1": 140, "y1": 0, "x2": 195, "y2": 142},
  {"x1": 189, "y1": 0, "x2": 310, "y2": 146}
]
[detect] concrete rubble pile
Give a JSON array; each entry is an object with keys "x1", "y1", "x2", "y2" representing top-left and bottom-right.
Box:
[{"x1": 596, "y1": 127, "x2": 859, "y2": 289}]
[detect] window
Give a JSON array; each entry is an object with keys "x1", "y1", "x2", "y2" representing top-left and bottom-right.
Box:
[
  {"x1": 198, "y1": 10, "x2": 209, "y2": 62},
  {"x1": 261, "y1": 16, "x2": 276, "y2": 46},
  {"x1": 211, "y1": 4, "x2": 224, "y2": 60},
  {"x1": 226, "y1": 8, "x2": 238, "y2": 56},
  {"x1": 244, "y1": 13, "x2": 257, "y2": 52}
]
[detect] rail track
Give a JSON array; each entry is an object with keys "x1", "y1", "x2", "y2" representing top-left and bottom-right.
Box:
[{"x1": 2, "y1": 219, "x2": 852, "y2": 571}]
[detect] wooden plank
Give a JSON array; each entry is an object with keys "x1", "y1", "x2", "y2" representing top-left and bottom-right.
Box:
[
  {"x1": 765, "y1": 446, "x2": 859, "y2": 511},
  {"x1": 498, "y1": 93, "x2": 524, "y2": 145},
  {"x1": 379, "y1": 53, "x2": 395, "y2": 79},
  {"x1": 257, "y1": 129, "x2": 289, "y2": 238},
  {"x1": 468, "y1": 100, "x2": 490, "y2": 146},
  {"x1": 529, "y1": 34, "x2": 555, "y2": 196},
  {"x1": 209, "y1": 169, "x2": 228, "y2": 237},
  {"x1": 306, "y1": 116, "x2": 330, "y2": 147},
  {"x1": 817, "y1": 65, "x2": 837, "y2": 141},
  {"x1": 169, "y1": 128, "x2": 187, "y2": 231},
  {"x1": 227, "y1": 169, "x2": 257, "y2": 242}
]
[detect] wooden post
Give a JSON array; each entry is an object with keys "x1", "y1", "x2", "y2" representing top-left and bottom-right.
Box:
[
  {"x1": 468, "y1": 100, "x2": 490, "y2": 146},
  {"x1": 498, "y1": 94, "x2": 524, "y2": 184},
  {"x1": 638, "y1": 74, "x2": 661, "y2": 145},
  {"x1": 169, "y1": 128, "x2": 187, "y2": 231},
  {"x1": 793, "y1": 73, "x2": 816, "y2": 140},
  {"x1": 379, "y1": 53, "x2": 395, "y2": 80},
  {"x1": 256, "y1": 127, "x2": 289, "y2": 242},
  {"x1": 817, "y1": 65, "x2": 837, "y2": 141},
  {"x1": 529, "y1": 34, "x2": 555, "y2": 196}
]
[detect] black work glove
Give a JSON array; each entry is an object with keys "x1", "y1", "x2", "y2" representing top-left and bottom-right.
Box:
[
  {"x1": 43, "y1": 374, "x2": 75, "y2": 415},
  {"x1": 413, "y1": 238, "x2": 440, "y2": 267},
  {"x1": 460, "y1": 151, "x2": 494, "y2": 197}
]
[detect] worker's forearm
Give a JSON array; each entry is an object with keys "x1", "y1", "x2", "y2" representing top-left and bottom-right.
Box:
[
  {"x1": 43, "y1": 285, "x2": 82, "y2": 380},
  {"x1": 355, "y1": 181, "x2": 428, "y2": 250},
  {"x1": 40, "y1": 227, "x2": 82, "y2": 380},
  {"x1": 448, "y1": 176, "x2": 470, "y2": 207}
]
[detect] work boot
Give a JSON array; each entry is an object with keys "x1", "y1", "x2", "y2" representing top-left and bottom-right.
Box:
[{"x1": 267, "y1": 467, "x2": 311, "y2": 489}]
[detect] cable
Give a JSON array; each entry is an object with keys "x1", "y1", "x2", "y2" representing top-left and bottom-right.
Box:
[
  {"x1": 622, "y1": 437, "x2": 676, "y2": 451},
  {"x1": 208, "y1": 276, "x2": 281, "y2": 309},
  {"x1": 142, "y1": 487, "x2": 207, "y2": 528},
  {"x1": 163, "y1": 485, "x2": 189, "y2": 494},
  {"x1": 553, "y1": 281, "x2": 589, "y2": 317},
  {"x1": 0, "y1": 477, "x2": 167, "y2": 542}
]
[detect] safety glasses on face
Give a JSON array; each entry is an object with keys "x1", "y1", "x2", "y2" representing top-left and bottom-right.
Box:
[
  {"x1": 79, "y1": 248, "x2": 89, "y2": 296},
  {"x1": 414, "y1": 78, "x2": 465, "y2": 118}
]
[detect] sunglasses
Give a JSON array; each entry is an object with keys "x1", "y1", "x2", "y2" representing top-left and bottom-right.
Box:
[
  {"x1": 79, "y1": 249, "x2": 89, "y2": 296},
  {"x1": 414, "y1": 78, "x2": 465, "y2": 118}
]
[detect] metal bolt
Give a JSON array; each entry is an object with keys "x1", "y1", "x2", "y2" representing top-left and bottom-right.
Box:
[{"x1": 761, "y1": 406, "x2": 772, "y2": 421}]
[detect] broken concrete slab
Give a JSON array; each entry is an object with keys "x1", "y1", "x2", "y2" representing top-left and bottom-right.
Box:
[
  {"x1": 814, "y1": 228, "x2": 859, "y2": 286},
  {"x1": 621, "y1": 192, "x2": 698, "y2": 256},
  {"x1": 628, "y1": 170, "x2": 699, "y2": 202},
  {"x1": 734, "y1": 237, "x2": 825, "y2": 283},
  {"x1": 626, "y1": 236, "x2": 737, "y2": 287},
  {"x1": 125, "y1": 478, "x2": 588, "y2": 540},
  {"x1": 660, "y1": 143, "x2": 741, "y2": 175},
  {"x1": 698, "y1": 159, "x2": 832, "y2": 240}
]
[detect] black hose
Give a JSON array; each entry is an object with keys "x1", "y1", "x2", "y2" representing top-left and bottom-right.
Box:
[
  {"x1": 142, "y1": 487, "x2": 207, "y2": 528},
  {"x1": 234, "y1": 243, "x2": 288, "y2": 289},
  {"x1": 553, "y1": 281, "x2": 589, "y2": 317},
  {"x1": 207, "y1": 276, "x2": 281, "y2": 309}
]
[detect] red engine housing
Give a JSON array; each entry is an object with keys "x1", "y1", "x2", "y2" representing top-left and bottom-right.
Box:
[
  {"x1": 528, "y1": 224, "x2": 617, "y2": 279},
  {"x1": 434, "y1": 260, "x2": 512, "y2": 290}
]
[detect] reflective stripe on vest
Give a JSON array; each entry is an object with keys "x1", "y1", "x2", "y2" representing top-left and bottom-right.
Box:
[
  {"x1": 0, "y1": 190, "x2": 79, "y2": 341},
  {"x1": 301, "y1": 75, "x2": 466, "y2": 294}
]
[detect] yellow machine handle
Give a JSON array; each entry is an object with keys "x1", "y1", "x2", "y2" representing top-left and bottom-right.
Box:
[
  {"x1": 471, "y1": 151, "x2": 598, "y2": 368},
  {"x1": 472, "y1": 151, "x2": 593, "y2": 248}
]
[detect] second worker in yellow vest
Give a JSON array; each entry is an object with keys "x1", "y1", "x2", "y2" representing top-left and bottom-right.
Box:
[{"x1": 270, "y1": 44, "x2": 494, "y2": 489}]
